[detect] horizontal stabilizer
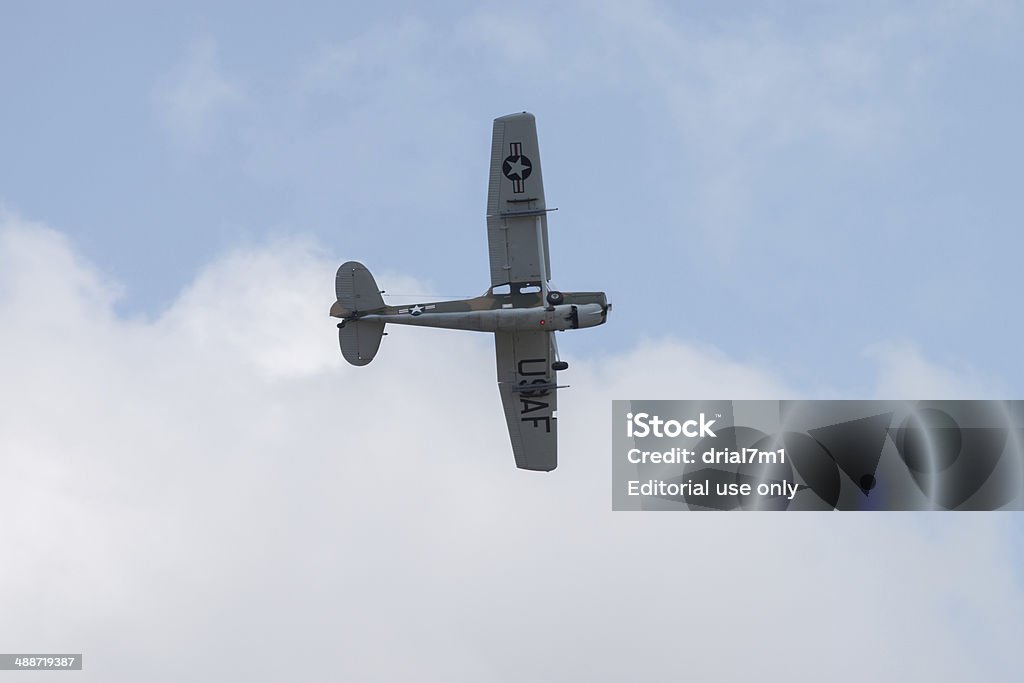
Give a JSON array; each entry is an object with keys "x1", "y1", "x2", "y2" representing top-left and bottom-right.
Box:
[{"x1": 339, "y1": 320, "x2": 385, "y2": 366}]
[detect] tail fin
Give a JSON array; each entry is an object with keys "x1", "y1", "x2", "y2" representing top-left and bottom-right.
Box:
[{"x1": 334, "y1": 261, "x2": 386, "y2": 366}]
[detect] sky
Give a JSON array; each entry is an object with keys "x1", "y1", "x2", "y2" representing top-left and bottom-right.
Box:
[{"x1": 2, "y1": 1, "x2": 1024, "y2": 680}]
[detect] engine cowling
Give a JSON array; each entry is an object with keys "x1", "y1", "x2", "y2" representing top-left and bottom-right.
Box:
[{"x1": 570, "y1": 303, "x2": 606, "y2": 329}]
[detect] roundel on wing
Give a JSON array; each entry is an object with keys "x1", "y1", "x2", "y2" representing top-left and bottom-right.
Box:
[{"x1": 502, "y1": 154, "x2": 533, "y2": 181}]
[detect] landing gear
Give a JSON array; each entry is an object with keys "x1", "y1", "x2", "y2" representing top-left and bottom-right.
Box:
[
  {"x1": 552, "y1": 361, "x2": 568, "y2": 371},
  {"x1": 546, "y1": 290, "x2": 564, "y2": 306}
]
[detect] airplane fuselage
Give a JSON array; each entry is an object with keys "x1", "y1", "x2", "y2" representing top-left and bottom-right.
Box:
[{"x1": 333, "y1": 290, "x2": 609, "y2": 334}]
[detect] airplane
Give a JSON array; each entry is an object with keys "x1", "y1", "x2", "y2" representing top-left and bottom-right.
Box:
[{"x1": 330, "y1": 112, "x2": 610, "y2": 471}]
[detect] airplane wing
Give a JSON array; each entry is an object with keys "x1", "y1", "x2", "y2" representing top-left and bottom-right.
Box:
[
  {"x1": 486, "y1": 112, "x2": 552, "y2": 288},
  {"x1": 495, "y1": 330, "x2": 558, "y2": 471}
]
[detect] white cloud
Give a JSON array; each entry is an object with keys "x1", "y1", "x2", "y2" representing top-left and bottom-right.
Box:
[
  {"x1": 865, "y1": 340, "x2": 1002, "y2": 398},
  {"x1": 152, "y1": 36, "x2": 242, "y2": 149},
  {"x1": 1, "y1": 212, "x2": 1021, "y2": 681}
]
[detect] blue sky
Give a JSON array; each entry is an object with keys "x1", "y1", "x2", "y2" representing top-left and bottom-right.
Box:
[
  {"x1": 3, "y1": 2, "x2": 1024, "y2": 680},
  {"x1": 4, "y1": 1, "x2": 1024, "y2": 391}
]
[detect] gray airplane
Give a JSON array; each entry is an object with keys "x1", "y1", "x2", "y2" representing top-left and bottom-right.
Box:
[{"x1": 330, "y1": 112, "x2": 610, "y2": 471}]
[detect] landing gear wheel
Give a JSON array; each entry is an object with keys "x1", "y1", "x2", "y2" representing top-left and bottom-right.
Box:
[
  {"x1": 546, "y1": 290, "x2": 564, "y2": 306},
  {"x1": 552, "y1": 361, "x2": 569, "y2": 371}
]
